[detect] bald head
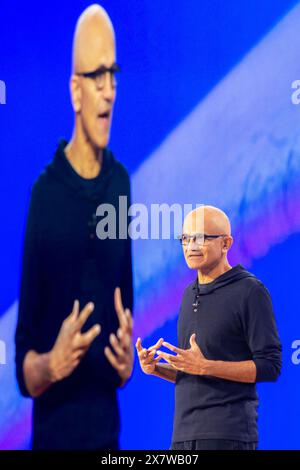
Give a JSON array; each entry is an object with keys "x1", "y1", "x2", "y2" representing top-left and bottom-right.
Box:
[
  {"x1": 72, "y1": 4, "x2": 115, "y2": 74},
  {"x1": 182, "y1": 206, "x2": 233, "y2": 275},
  {"x1": 183, "y1": 205, "x2": 231, "y2": 236}
]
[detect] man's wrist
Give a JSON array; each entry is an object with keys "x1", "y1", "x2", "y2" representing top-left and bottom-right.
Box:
[
  {"x1": 46, "y1": 350, "x2": 58, "y2": 384},
  {"x1": 198, "y1": 359, "x2": 214, "y2": 376}
]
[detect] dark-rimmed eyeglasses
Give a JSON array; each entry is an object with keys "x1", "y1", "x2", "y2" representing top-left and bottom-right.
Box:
[
  {"x1": 177, "y1": 233, "x2": 226, "y2": 246},
  {"x1": 76, "y1": 63, "x2": 120, "y2": 90}
]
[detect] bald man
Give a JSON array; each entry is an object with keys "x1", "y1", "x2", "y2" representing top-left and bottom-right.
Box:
[
  {"x1": 15, "y1": 5, "x2": 133, "y2": 450},
  {"x1": 137, "y1": 206, "x2": 281, "y2": 450}
]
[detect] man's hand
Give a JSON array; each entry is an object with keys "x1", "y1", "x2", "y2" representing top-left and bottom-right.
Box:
[
  {"x1": 104, "y1": 287, "x2": 134, "y2": 386},
  {"x1": 157, "y1": 334, "x2": 209, "y2": 375},
  {"x1": 135, "y1": 337, "x2": 164, "y2": 375},
  {"x1": 49, "y1": 300, "x2": 101, "y2": 382}
]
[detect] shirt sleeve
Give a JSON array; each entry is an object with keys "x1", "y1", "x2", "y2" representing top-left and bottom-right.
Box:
[
  {"x1": 242, "y1": 282, "x2": 282, "y2": 382},
  {"x1": 119, "y1": 173, "x2": 134, "y2": 313},
  {"x1": 15, "y1": 184, "x2": 42, "y2": 397}
]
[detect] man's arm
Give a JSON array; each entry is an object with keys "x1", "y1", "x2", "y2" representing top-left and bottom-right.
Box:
[
  {"x1": 23, "y1": 350, "x2": 54, "y2": 398},
  {"x1": 158, "y1": 335, "x2": 257, "y2": 383},
  {"x1": 152, "y1": 363, "x2": 177, "y2": 383},
  {"x1": 241, "y1": 283, "x2": 282, "y2": 382},
  {"x1": 159, "y1": 281, "x2": 282, "y2": 384},
  {"x1": 22, "y1": 301, "x2": 100, "y2": 398},
  {"x1": 204, "y1": 359, "x2": 256, "y2": 383},
  {"x1": 119, "y1": 173, "x2": 134, "y2": 313},
  {"x1": 15, "y1": 184, "x2": 42, "y2": 397}
]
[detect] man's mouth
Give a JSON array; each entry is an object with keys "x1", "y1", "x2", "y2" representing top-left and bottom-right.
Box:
[
  {"x1": 98, "y1": 111, "x2": 110, "y2": 120},
  {"x1": 188, "y1": 254, "x2": 203, "y2": 258},
  {"x1": 97, "y1": 111, "x2": 111, "y2": 130}
]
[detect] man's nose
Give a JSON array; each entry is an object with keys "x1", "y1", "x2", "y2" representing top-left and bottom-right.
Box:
[
  {"x1": 189, "y1": 238, "x2": 201, "y2": 250},
  {"x1": 188, "y1": 243, "x2": 202, "y2": 253},
  {"x1": 102, "y1": 72, "x2": 116, "y2": 101}
]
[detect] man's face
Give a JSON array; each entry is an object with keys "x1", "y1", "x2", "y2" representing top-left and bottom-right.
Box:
[
  {"x1": 182, "y1": 213, "x2": 228, "y2": 272},
  {"x1": 73, "y1": 31, "x2": 116, "y2": 149}
]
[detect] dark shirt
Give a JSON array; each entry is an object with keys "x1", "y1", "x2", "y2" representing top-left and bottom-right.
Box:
[
  {"x1": 172, "y1": 265, "x2": 281, "y2": 443},
  {"x1": 15, "y1": 140, "x2": 133, "y2": 449}
]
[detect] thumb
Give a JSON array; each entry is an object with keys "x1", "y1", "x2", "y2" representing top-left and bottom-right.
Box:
[
  {"x1": 135, "y1": 337, "x2": 143, "y2": 352},
  {"x1": 189, "y1": 333, "x2": 197, "y2": 348}
]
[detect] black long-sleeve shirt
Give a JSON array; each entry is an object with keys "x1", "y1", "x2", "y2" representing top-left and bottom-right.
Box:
[
  {"x1": 172, "y1": 265, "x2": 281, "y2": 444},
  {"x1": 15, "y1": 140, "x2": 133, "y2": 449}
]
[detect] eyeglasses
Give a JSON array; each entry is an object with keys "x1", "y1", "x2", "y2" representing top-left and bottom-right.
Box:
[
  {"x1": 76, "y1": 63, "x2": 120, "y2": 90},
  {"x1": 178, "y1": 233, "x2": 226, "y2": 246}
]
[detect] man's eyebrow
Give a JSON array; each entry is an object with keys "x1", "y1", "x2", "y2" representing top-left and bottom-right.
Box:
[
  {"x1": 94, "y1": 62, "x2": 118, "y2": 69},
  {"x1": 182, "y1": 232, "x2": 204, "y2": 235}
]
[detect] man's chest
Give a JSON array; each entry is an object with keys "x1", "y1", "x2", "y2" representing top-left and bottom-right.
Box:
[{"x1": 177, "y1": 289, "x2": 248, "y2": 359}]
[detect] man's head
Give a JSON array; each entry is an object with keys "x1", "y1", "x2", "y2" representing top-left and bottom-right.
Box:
[
  {"x1": 70, "y1": 4, "x2": 117, "y2": 149},
  {"x1": 181, "y1": 205, "x2": 233, "y2": 272}
]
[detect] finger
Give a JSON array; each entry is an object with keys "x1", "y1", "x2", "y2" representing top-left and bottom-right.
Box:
[
  {"x1": 72, "y1": 349, "x2": 86, "y2": 362},
  {"x1": 141, "y1": 349, "x2": 148, "y2": 360},
  {"x1": 138, "y1": 348, "x2": 149, "y2": 360},
  {"x1": 71, "y1": 358, "x2": 80, "y2": 370},
  {"x1": 117, "y1": 330, "x2": 131, "y2": 350},
  {"x1": 171, "y1": 363, "x2": 183, "y2": 371},
  {"x1": 154, "y1": 355, "x2": 163, "y2": 364},
  {"x1": 69, "y1": 299, "x2": 79, "y2": 321},
  {"x1": 142, "y1": 349, "x2": 157, "y2": 365},
  {"x1": 78, "y1": 323, "x2": 101, "y2": 348},
  {"x1": 76, "y1": 302, "x2": 95, "y2": 330},
  {"x1": 148, "y1": 338, "x2": 164, "y2": 352},
  {"x1": 189, "y1": 333, "x2": 197, "y2": 348},
  {"x1": 125, "y1": 308, "x2": 133, "y2": 333},
  {"x1": 156, "y1": 350, "x2": 179, "y2": 364},
  {"x1": 162, "y1": 341, "x2": 182, "y2": 355},
  {"x1": 135, "y1": 337, "x2": 143, "y2": 352},
  {"x1": 109, "y1": 333, "x2": 125, "y2": 358},
  {"x1": 104, "y1": 346, "x2": 122, "y2": 372},
  {"x1": 114, "y1": 287, "x2": 128, "y2": 330}
]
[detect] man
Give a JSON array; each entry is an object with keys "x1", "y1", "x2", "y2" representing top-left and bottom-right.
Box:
[
  {"x1": 15, "y1": 5, "x2": 133, "y2": 450},
  {"x1": 136, "y1": 205, "x2": 282, "y2": 450}
]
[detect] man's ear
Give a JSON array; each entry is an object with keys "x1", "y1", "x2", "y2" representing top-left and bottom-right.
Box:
[
  {"x1": 70, "y1": 75, "x2": 82, "y2": 113},
  {"x1": 223, "y1": 236, "x2": 233, "y2": 252}
]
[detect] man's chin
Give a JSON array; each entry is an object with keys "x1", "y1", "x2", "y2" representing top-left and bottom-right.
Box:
[
  {"x1": 90, "y1": 132, "x2": 110, "y2": 150},
  {"x1": 96, "y1": 137, "x2": 109, "y2": 149},
  {"x1": 187, "y1": 258, "x2": 205, "y2": 270}
]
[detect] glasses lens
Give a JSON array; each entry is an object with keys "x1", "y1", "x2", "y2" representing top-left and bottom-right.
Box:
[
  {"x1": 94, "y1": 69, "x2": 118, "y2": 89},
  {"x1": 179, "y1": 234, "x2": 204, "y2": 246},
  {"x1": 195, "y1": 234, "x2": 204, "y2": 245}
]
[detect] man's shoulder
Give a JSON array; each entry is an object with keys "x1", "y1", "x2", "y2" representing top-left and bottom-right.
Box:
[
  {"x1": 182, "y1": 279, "x2": 197, "y2": 298},
  {"x1": 234, "y1": 273, "x2": 272, "y2": 309},
  {"x1": 30, "y1": 163, "x2": 55, "y2": 198},
  {"x1": 239, "y1": 273, "x2": 268, "y2": 293},
  {"x1": 112, "y1": 155, "x2": 130, "y2": 182}
]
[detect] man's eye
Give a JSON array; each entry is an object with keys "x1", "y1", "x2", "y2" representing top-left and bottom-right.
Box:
[{"x1": 96, "y1": 71, "x2": 105, "y2": 79}]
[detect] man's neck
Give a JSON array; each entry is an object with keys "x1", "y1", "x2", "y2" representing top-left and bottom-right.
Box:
[
  {"x1": 65, "y1": 130, "x2": 103, "y2": 179},
  {"x1": 198, "y1": 260, "x2": 232, "y2": 284}
]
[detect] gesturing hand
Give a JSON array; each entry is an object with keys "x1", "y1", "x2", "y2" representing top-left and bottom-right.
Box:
[
  {"x1": 156, "y1": 334, "x2": 209, "y2": 375},
  {"x1": 49, "y1": 300, "x2": 101, "y2": 382},
  {"x1": 104, "y1": 287, "x2": 134, "y2": 386},
  {"x1": 135, "y1": 337, "x2": 164, "y2": 375}
]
